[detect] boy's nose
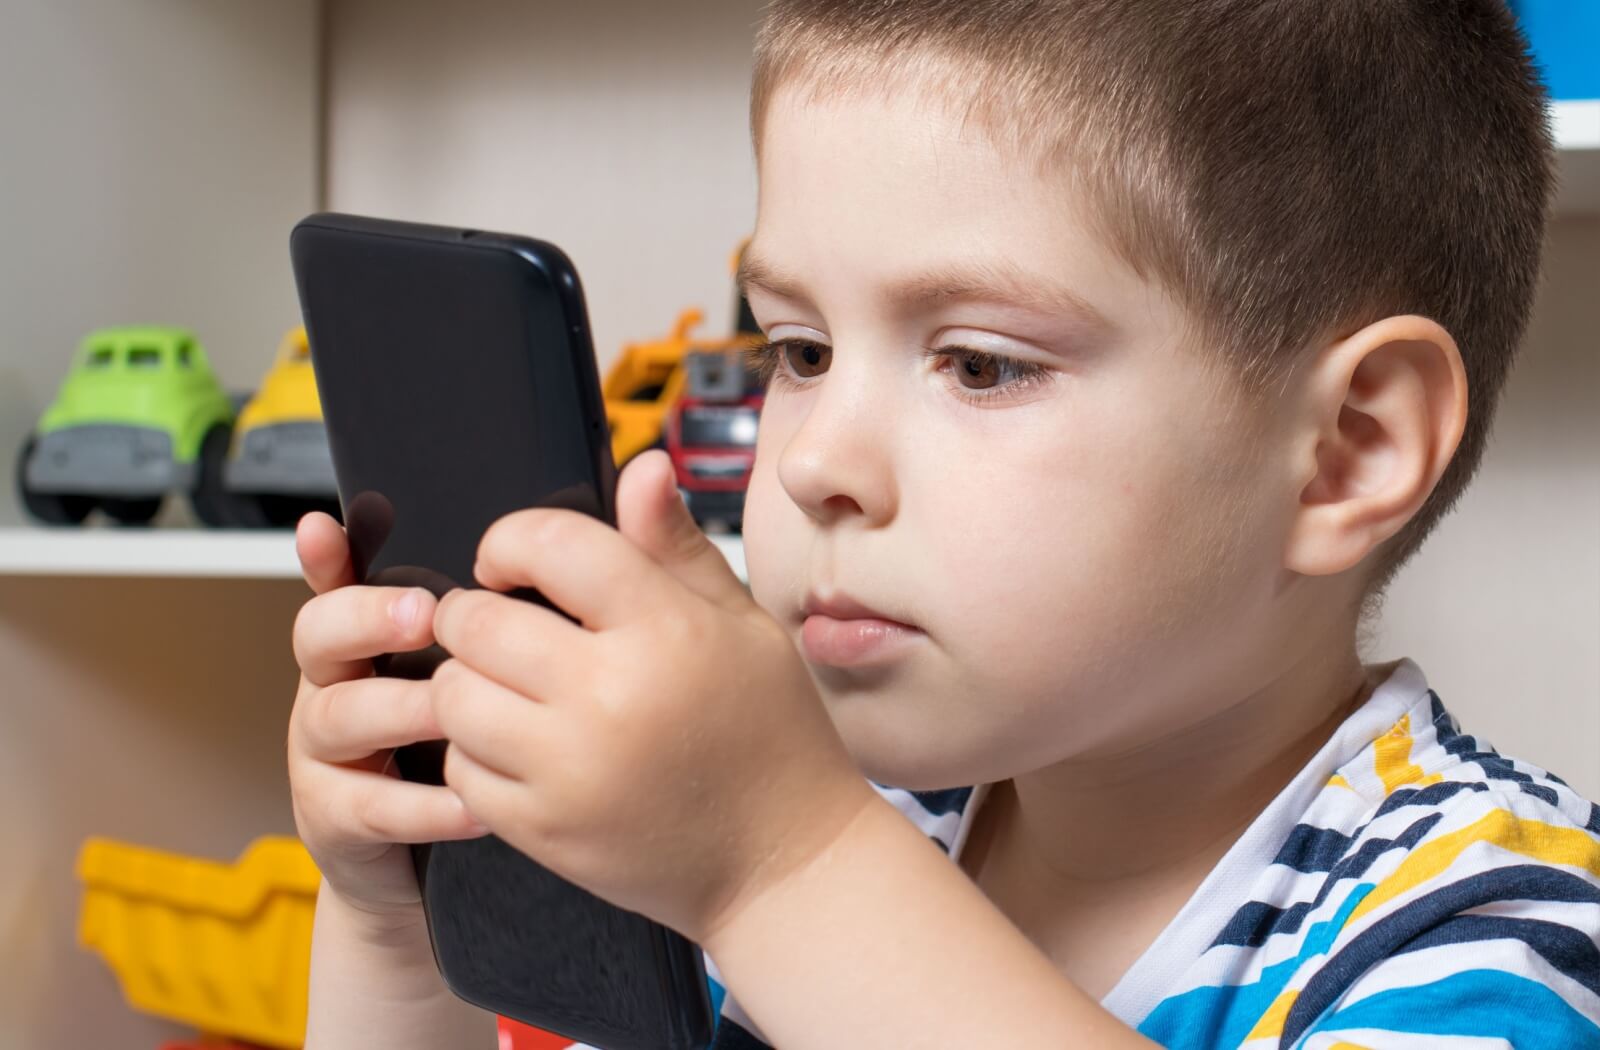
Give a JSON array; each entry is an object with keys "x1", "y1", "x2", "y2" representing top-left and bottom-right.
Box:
[{"x1": 775, "y1": 366, "x2": 898, "y2": 528}]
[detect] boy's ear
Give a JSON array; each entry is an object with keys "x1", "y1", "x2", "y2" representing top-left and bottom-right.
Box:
[{"x1": 1283, "y1": 314, "x2": 1468, "y2": 577}]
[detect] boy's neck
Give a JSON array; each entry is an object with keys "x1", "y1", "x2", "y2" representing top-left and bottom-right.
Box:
[
  {"x1": 957, "y1": 644, "x2": 1382, "y2": 999},
  {"x1": 975, "y1": 645, "x2": 1379, "y2": 888}
]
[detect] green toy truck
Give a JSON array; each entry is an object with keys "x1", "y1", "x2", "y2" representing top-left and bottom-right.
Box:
[{"x1": 16, "y1": 326, "x2": 237, "y2": 526}]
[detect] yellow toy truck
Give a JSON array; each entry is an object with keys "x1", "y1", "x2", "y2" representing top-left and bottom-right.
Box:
[
  {"x1": 223, "y1": 327, "x2": 341, "y2": 528},
  {"x1": 76, "y1": 836, "x2": 319, "y2": 1048}
]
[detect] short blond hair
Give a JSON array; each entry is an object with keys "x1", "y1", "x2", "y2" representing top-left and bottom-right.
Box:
[{"x1": 750, "y1": 0, "x2": 1554, "y2": 583}]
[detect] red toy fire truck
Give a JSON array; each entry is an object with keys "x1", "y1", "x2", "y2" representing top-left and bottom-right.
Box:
[{"x1": 665, "y1": 350, "x2": 763, "y2": 532}]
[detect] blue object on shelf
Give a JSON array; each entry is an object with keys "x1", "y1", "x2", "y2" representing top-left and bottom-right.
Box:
[{"x1": 1510, "y1": 0, "x2": 1600, "y2": 100}]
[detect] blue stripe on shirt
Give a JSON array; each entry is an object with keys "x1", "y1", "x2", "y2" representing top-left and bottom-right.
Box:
[{"x1": 1306, "y1": 969, "x2": 1600, "y2": 1048}]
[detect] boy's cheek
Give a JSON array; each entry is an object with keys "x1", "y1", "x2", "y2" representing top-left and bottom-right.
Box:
[{"x1": 740, "y1": 453, "x2": 802, "y2": 619}]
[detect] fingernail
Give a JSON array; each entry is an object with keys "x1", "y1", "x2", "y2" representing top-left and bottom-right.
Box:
[
  {"x1": 460, "y1": 802, "x2": 490, "y2": 836},
  {"x1": 390, "y1": 589, "x2": 424, "y2": 631}
]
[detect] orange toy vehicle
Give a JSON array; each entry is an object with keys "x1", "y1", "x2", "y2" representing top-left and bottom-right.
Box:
[{"x1": 603, "y1": 307, "x2": 759, "y2": 466}]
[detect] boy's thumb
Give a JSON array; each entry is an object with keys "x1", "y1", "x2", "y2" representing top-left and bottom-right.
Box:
[{"x1": 616, "y1": 449, "x2": 745, "y2": 609}]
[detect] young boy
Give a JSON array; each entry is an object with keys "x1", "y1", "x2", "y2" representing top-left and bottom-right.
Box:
[{"x1": 286, "y1": 1, "x2": 1600, "y2": 1046}]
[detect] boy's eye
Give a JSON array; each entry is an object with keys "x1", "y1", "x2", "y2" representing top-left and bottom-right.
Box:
[
  {"x1": 934, "y1": 347, "x2": 1049, "y2": 398},
  {"x1": 784, "y1": 339, "x2": 831, "y2": 378},
  {"x1": 953, "y1": 350, "x2": 1001, "y2": 390},
  {"x1": 741, "y1": 338, "x2": 831, "y2": 388}
]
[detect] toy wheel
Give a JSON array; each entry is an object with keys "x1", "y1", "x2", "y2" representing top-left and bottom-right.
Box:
[
  {"x1": 259, "y1": 494, "x2": 314, "y2": 529},
  {"x1": 249, "y1": 492, "x2": 337, "y2": 525},
  {"x1": 224, "y1": 490, "x2": 272, "y2": 529},
  {"x1": 15, "y1": 434, "x2": 94, "y2": 526},
  {"x1": 188, "y1": 423, "x2": 236, "y2": 527},
  {"x1": 101, "y1": 496, "x2": 163, "y2": 526},
  {"x1": 235, "y1": 493, "x2": 340, "y2": 529}
]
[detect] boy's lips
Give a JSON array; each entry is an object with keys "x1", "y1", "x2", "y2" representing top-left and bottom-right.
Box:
[{"x1": 799, "y1": 590, "x2": 925, "y2": 668}]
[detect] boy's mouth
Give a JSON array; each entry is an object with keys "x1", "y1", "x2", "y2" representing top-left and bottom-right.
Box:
[{"x1": 799, "y1": 590, "x2": 925, "y2": 668}]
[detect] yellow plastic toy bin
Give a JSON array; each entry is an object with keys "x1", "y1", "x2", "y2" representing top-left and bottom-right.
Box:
[{"x1": 75, "y1": 836, "x2": 321, "y2": 1049}]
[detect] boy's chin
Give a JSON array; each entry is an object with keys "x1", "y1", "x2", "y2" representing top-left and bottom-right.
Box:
[
  {"x1": 835, "y1": 721, "x2": 1001, "y2": 793},
  {"x1": 812, "y1": 663, "x2": 1037, "y2": 791}
]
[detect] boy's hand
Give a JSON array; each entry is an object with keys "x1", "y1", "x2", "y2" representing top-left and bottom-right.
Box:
[
  {"x1": 430, "y1": 450, "x2": 876, "y2": 943},
  {"x1": 286, "y1": 511, "x2": 489, "y2": 923}
]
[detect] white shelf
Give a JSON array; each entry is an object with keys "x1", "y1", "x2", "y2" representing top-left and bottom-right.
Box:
[
  {"x1": 0, "y1": 527, "x2": 299, "y2": 578},
  {"x1": 1555, "y1": 99, "x2": 1600, "y2": 151},
  {"x1": 0, "y1": 527, "x2": 747, "y2": 582},
  {"x1": 1554, "y1": 100, "x2": 1600, "y2": 215}
]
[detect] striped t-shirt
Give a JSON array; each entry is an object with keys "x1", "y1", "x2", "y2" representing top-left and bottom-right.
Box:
[{"x1": 559, "y1": 659, "x2": 1600, "y2": 1048}]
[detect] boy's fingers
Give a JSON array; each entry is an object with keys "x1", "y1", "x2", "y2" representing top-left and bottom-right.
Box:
[
  {"x1": 296, "y1": 511, "x2": 358, "y2": 595},
  {"x1": 295, "y1": 676, "x2": 440, "y2": 763},
  {"x1": 431, "y1": 591, "x2": 590, "y2": 704},
  {"x1": 616, "y1": 449, "x2": 748, "y2": 611},
  {"x1": 473, "y1": 508, "x2": 679, "y2": 630},
  {"x1": 294, "y1": 585, "x2": 438, "y2": 687},
  {"x1": 314, "y1": 764, "x2": 488, "y2": 845},
  {"x1": 429, "y1": 657, "x2": 560, "y2": 780},
  {"x1": 441, "y1": 742, "x2": 530, "y2": 842}
]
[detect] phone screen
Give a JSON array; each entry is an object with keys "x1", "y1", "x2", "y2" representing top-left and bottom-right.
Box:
[{"x1": 295, "y1": 225, "x2": 613, "y2": 616}]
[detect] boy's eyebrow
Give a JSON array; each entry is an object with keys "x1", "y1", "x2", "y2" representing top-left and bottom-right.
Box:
[{"x1": 737, "y1": 252, "x2": 1113, "y2": 333}]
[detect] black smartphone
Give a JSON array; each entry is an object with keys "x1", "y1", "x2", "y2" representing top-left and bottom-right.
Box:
[{"x1": 289, "y1": 212, "x2": 714, "y2": 1050}]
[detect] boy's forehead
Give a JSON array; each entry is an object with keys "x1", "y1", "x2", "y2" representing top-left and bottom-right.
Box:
[
  {"x1": 747, "y1": 83, "x2": 1163, "y2": 338},
  {"x1": 756, "y1": 85, "x2": 1051, "y2": 241},
  {"x1": 752, "y1": 71, "x2": 1131, "y2": 253}
]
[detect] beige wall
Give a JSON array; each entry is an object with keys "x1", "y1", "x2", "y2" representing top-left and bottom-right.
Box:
[{"x1": 323, "y1": 0, "x2": 763, "y2": 369}]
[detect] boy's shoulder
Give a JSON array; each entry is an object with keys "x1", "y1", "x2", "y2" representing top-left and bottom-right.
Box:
[
  {"x1": 1313, "y1": 682, "x2": 1600, "y2": 870},
  {"x1": 1136, "y1": 670, "x2": 1600, "y2": 1049}
]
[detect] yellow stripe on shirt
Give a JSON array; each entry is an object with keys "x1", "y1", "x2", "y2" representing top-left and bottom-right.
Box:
[
  {"x1": 1244, "y1": 989, "x2": 1298, "y2": 1040},
  {"x1": 1348, "y1": 808, "x2": 1600, "y2": 925},
  {"x1": 1373, "y1": 714, "x2": 1443, "y2": 794}
]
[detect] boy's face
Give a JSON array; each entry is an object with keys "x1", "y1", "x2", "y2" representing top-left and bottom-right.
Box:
[{"x1": 741, "y1": 83, "x2": 1301, "y2": 790}]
